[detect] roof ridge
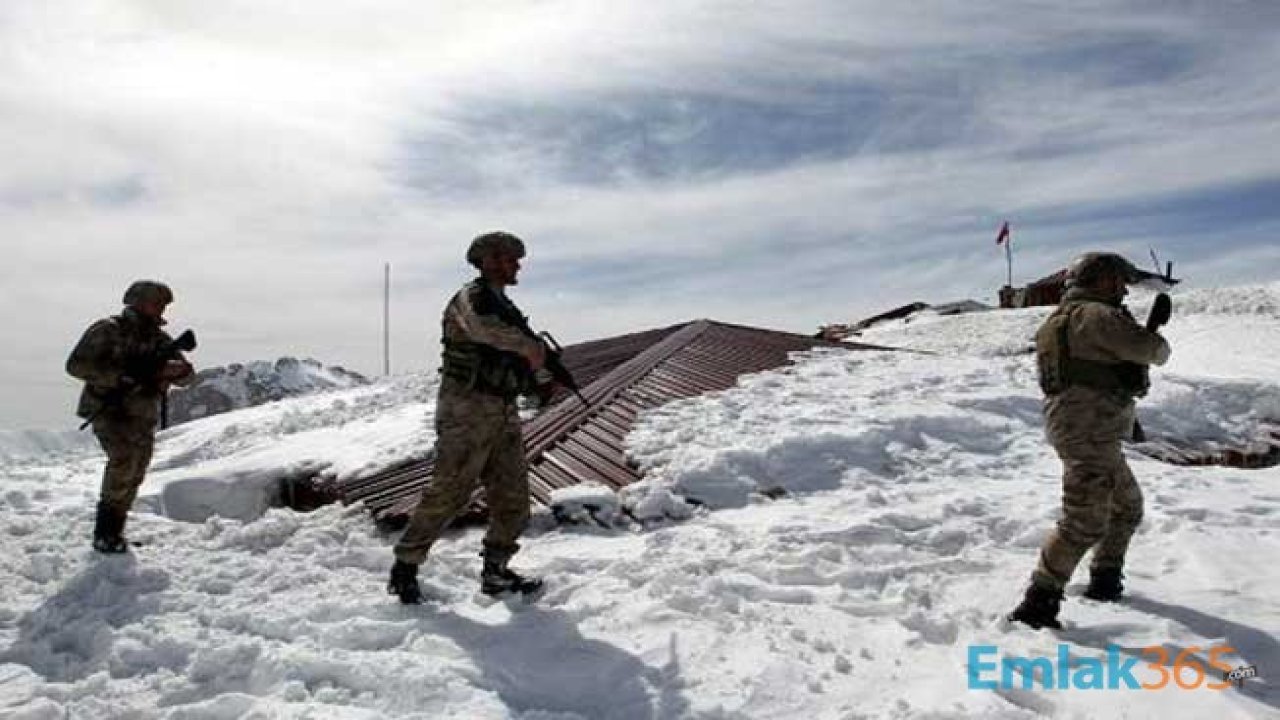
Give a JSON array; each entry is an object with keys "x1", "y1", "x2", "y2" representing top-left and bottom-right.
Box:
[{"x1": 522, "y1": 320, "x2": 711, "y2": 460}]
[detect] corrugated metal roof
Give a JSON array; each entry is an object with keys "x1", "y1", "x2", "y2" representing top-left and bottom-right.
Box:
[{"x1": 333, "y1": 319, "x2": 889, "y2": 527}]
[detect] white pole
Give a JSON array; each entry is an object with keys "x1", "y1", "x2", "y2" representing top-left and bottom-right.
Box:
[
  {"x1": 383, "y1": 262, "x2": 391, "y2": 376},
  {"x1": 1006, "y1": 236, "x2": 1013, "y2": 288}
]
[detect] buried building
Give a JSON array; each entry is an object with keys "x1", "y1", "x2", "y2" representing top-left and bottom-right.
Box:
[{"x1": 306, "y1": 319, "x2": 890, "y2": 527}]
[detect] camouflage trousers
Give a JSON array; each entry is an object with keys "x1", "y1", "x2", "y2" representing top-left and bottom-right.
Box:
[
  {"x1": 92, "y1": 417, "x2": 156, "y2": 514},
  {"x1": 1033, "y1": 439, "x2": 1144, "y2": 591},
  {"x1": 394, "y1": 384, "x2": 530, "y2": 566}
]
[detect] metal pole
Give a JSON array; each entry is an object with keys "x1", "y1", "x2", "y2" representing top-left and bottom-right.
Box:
[
  {"x1": 383, "y1": 262, "x2": 390, "y2": 376},
  {"x1": 1005, "y1": 233, "x2": 1013, "y2": 287}
]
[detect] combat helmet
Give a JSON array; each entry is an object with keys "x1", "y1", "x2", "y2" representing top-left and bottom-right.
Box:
[
  {"x1": 466, "y1": 231, "x2": 526, "y2": 268},
  {"x1": 1064, "y1": 252, "x2": 1141, "y2": 289},
  {"x1": 122, "y1": 280, "x2": 174, "y2": 307}
]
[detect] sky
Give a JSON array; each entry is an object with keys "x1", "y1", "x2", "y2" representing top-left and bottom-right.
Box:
[{"x1": 4, "y1": 0, "x2": 1280, "y2": 430}]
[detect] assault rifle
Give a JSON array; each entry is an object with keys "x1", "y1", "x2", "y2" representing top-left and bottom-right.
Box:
[
  {"x1": 79, "y1": 329, "x2": 198, "y2": 430},
  {"x1": 1130, "y1": 293, "x2": 1172, "y2": 442},
  {"x1": 505, "y1": 310, "x2": 586, "y2": 406},
  {"x1": 533, "y1": 331, "x2": 588, "y2": 406}
]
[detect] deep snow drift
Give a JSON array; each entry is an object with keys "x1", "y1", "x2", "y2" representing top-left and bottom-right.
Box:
[{"x1": 0, "y1": 284, "x2": 1276, "y2": 718}]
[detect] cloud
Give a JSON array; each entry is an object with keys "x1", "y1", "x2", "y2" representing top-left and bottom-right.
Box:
[{"x1": 3, "y1": 0, "x2": 1279, "y2": 428}]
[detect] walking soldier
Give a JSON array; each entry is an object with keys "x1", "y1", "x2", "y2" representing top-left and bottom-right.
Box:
[
  {"x1": 1009, "y1": 253, "x2": 1172, "y2": 629},
  {"x1": 387, "y1": 231, "x2": 551, "y2": 603}
]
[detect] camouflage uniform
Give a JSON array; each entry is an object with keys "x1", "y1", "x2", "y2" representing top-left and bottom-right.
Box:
[
  {"x1": 1031, "y1": 286, "x2": 1171, "y2": 592},
  {"x1": 393, "y1": 278, "x2": 543, "y2": 568},
  {"x1": 67, "y1": 289, "x2": 194, "y2": 550}
]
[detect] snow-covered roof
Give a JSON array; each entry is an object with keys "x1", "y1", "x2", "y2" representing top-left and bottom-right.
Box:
[{"x1": 337, "y1": 320, "x2": 884, "y2": 527}]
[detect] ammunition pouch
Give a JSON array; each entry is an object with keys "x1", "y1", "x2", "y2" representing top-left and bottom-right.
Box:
[
  {"x1": 441, "y1": 341, "x2": 534, "y2": 399},
  {"x1": 1115, "y1": 362, "x2": 1150, "y2": 398},
  {"x1": 1057, "y1": 357, "x2": 1146, "y2": 396},
  {"x1": 1037, "y1": 305, "x2": 1150, "y2": 398}
]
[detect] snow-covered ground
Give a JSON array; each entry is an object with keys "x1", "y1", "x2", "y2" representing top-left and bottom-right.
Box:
[{"x1": 0, "y1": 284, "x2": 1276, "y2": 718}]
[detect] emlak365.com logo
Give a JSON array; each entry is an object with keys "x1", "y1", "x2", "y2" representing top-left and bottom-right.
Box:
[{"x1": 968, "y1": 644, "x2": 1258, "y2": 691}]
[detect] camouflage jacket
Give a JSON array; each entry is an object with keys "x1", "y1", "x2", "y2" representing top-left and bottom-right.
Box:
[
  {"x1": 439, "y1": 279, "x2": 544, "y2": 399},
  {"x1": 66, "y1": 308, "x2": 193, "y2": 424},
  {"x1": 1036, "y1": 287, "x2": 1171, "y2": 445}
]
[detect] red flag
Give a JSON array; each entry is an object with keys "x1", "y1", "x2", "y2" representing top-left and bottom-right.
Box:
[{"x1": 995, "y1": 221, "x2": 1010, "y2": 245}]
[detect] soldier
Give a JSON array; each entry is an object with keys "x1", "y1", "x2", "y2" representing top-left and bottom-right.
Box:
[
  {"x1": 387, "y1": 231, "x2": 551, "y2": 604},
  {"x1": 1009, "y1": 253, "x2": 1171, "y2": 629},
  {"x1": 66, "y1": 280, "x2": 195, "y2": 553}
]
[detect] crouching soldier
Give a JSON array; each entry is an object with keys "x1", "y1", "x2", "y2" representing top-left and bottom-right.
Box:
[
  {"x1": 387, "y1": 231, "x2": 550, "y2": 604},
  {"x1": 67, "y1": 280, "x2": 195, "y2": 553},
  {"x1": 1009, "y1": 253, "x2": 1171, "y2": 628}
]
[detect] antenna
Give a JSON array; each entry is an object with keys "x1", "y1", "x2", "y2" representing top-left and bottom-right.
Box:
[{"x1": 1149, "y1": 247, "x2": 1162, "y2": 276}]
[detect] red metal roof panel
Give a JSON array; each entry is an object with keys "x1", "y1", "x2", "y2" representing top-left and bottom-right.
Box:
[{"x1": 335, "y1": 319, "x2": 872, "y2": 527}]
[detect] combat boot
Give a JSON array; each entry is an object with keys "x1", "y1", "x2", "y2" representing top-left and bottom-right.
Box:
[
  {"x1": 1083, "y1": 567, "x2": 1125, "y2": 602},
  {"x1": 387, "y1": 560, "x2": 424, "y2": 604},
  {"x1": 91, "y1": 502, "x2": 129, "y2": 554},
  {"x1": 1008, "y1": 582, "x2": 1063, "y2": 629},
  {"x1": 480, "y1": 557, "x2": 543, "y2": 597}
]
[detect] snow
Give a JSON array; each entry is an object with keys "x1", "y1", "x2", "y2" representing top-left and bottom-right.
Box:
[
  {"x1": 0, "y1": 429, "x2": 96, "y2": 466},
  {"x1": 1, "y1": 284, "x2": 1277, "y2": 718},
  {"x1": 549, "y1": 484, "x2": 624, "y2": 527},
  {"x1": 168, "y1": 357, "x2": 369, "y2": 425},
  {"x1": 142, "y1": 373, "x2": 438, "y2": 523}
]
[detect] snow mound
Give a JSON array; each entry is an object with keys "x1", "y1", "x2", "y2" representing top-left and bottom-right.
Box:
[
  {"x1": 0, "y1": 429, "x2": 97, "y2": 465},
  {"x1": 1168, "y1": 281, "x2": 1280, "y2": 317},
  {"x1": 141, "y1": 372, "x2": 437, "y2": 523},
  {"x1": 858, "y1": 304, "x2": 1047, "y2": 356},
  {"x1": 627, "y1": 347, "x2": 1044, "y2": 510}
]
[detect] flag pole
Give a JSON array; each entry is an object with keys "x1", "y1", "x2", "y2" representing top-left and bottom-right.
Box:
[
  {"x1": 995, "y1": 221, "x2": 1015, "y2": 308},
  {"x1": 1005, "y1": 233, "x2": 1013, "y2": 287}
]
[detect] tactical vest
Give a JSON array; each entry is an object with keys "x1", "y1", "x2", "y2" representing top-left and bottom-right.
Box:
[
  {"x1": 72, "y1": 312, "x2": 170, "y2": 420},
  {"x1": 1036, "y1": 301, "x2": 1150, "y2": 398},
  {"x1": 439, "y1": 283, "x2": 536, "y2": 399}
]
